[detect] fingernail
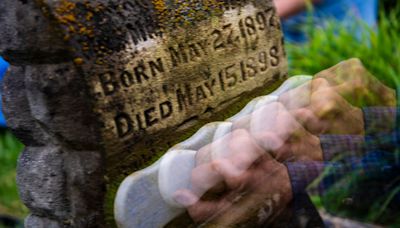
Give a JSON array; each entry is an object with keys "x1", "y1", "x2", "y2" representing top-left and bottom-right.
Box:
[
  {"x1": 214, "y1": 160, "x2": 242, "y2": 177},
  {"x1": 173, "y1": 190, "x2": 198, "y2": 207}
]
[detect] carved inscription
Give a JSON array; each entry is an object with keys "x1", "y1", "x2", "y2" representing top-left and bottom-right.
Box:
[{"x1": 90, "y1": 4, "x2": 286, "y2": 151}]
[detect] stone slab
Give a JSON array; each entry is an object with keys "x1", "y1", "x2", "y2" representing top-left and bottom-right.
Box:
[
  {"x1": 115, "y1": 75, "x2": 312, "y2": 227},
  {"x1": 0, "y1": 0, "x2": 288, "y2": 227}
]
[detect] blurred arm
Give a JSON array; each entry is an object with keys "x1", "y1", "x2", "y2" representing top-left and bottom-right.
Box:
[{"x1": 274, "y1": 0, "x2": 321, "y2": 18}]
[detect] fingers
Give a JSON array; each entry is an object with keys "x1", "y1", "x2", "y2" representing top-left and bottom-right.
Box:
[
  {"x1": 232, "y1": 114, "x2": 251, "y2": 130},
  {"x1": 250, "y1": 102, "x2": 280, "y2": 134},
  {"x1": 188, "y1": 198, "x2": 232, "y2": 223},
  {"x1": 174, "y1": 160, "x2": 238, "y2": 208},
  {"x1": 190, "y1": 129, "x2": 265, "y2": 198},
  {"x1": 212, "y1": 129, "x2": 264, "y2": 162},
  {"x1": 173, "y1": 160, "x2": 253, "y2": 221},
  {"x1": 190, "y1": 162, "x2": 224, "y2": 197},
  {"x1": 279, "y1": 81, "x2": 311, "y2": 110},
  {"x1": 334, "y1": 81, "x2": 395, "y2": 107},
  {"x1": 173, "y1": 189, "x2": 200, "y2": 207},
  {"x1": 212, "y1": 159, "x2": 252, "y2": 190},
  {"x1": 252, "y1": 131, "x2": 285, "y2": 151},
  {"x1": 208, "y1": 129, "x2": 265, "y2": 189},
  {"x1": 291, "y1": 108, "x2": 326, "y2": 135},
  {"x1": 183, "y1": 158, "x2": 292, "y2": 225},
  {"x1": 174, "y1": 189, "x2": 232, "y2": 222},
  {"x1": 315, "y1": 67, "x2": 343, "y2": 86},
  {"x1": 310, "y1": 77, "x2": 331, "y2": 93},
  {"x1": 174, "y1": 155, "x2": 280, "y2": 223},
  {"x1": 196, "y1": 143, "x2": 212, "y2": 165},
  {"x1": 333, "y1": 82, "x2": 367, "y2": 107},
  {"x1": 314, "y1": 59, "x2": 395, "y2": 106},
  {"x1": 309, "y1": 84, "x2": 347, "y2": 118},
  {"x1": 250, "y1": 101, "x2": 302, "y2": 148},
  {"x1": 314, "y1": 58, "x2": 364, "y2": 86},
  {"x1": 272, "y1": 142, "x2": 294, "y2": 162}
]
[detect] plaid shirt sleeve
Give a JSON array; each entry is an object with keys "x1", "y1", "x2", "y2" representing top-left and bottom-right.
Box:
[
  {"x1": 363, "y1": 107, "x2": 397, "y2": 135},
  {"x1": 285, "y1": 134, "x2": 366, "y2": 195},
  {"x1": 319, "y1": 135, "x2": 365, "y2": 161},
  {"x1": 285, "y1": 161, "x2": 326, "y2": 195},
  {"x1": 286, "y1": 151, "x2": 400, "y2": 195},
  {"x1": 317, "y1": 107, "x2": 398, "y2": 162},
  {"x1": 285, "y1": 107, "x2": 400, "y2": 196},
  {"x1": 363, "y1": 107, "x2": 400, "y2": 151},
  {"x1": 318, "y1": 107, "x2": 400, "y2": 159}
]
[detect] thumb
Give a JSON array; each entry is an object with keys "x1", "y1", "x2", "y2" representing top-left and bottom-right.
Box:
[
  {"x1": 291, "y1": 108, "x2": 324, "y2": 135},
  {"x1": 252, "y1": 131, "x2": 285, "y2": 151},
  {"x1": 310, "y1": 78, "x2": 332, "y2": 93},
  {"x1": 173, "y1": 189, "x2": 200, "y2": 207}
]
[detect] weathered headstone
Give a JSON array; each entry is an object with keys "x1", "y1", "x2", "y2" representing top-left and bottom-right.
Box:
[
  {"x1": 115, "y1": 75, "x2": 313, "y2": 227},
  {"x1": 0, "y1": 0, "x2": 287, "y2": 227}
]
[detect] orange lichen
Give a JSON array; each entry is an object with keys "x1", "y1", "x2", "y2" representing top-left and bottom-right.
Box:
[
  {"x1": 54, "y1": 0, "x2": 77, "y2": 24},
  {"x1": 68, "y1": 25, "x2": 76, "y2": 33},
  {"x1": 55, "y1": 0, "x2": 76, "y2": 13},
  {"x1": 64, "y1": 14, "x2": 76, "y2": 23},
  {"x1": 53, "y1": 0, "x2": 97, "y2": 52},
  {"x1": 63, "y1": 34, "x2": 70, "y2": 41},
  {"x1": 73, "y1": 57, "x2": 84, "y2": 65},
  {"x1": 86, "y1": 11, "x2": 94, "y2": 21},
  {"x1": 79, "y1": 27, "x2": 88, "y2": 35}
]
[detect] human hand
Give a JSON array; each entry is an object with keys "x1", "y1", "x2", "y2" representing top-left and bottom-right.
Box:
[
  {"x1": 250, "y1": 101, "x2": 322, "y2": 161},
  {"x1": 292, "y1": 78, "x2": 365, "y2": 135},
  {"x1": 174, "y1": 130, "x2": 293, "y2": 225},
  {"x1": 279, "y1": 80, "x2": 312, "y2": 111},
  {"x1": 315, "y1": 58, "x2": 396, "y2": 107}
]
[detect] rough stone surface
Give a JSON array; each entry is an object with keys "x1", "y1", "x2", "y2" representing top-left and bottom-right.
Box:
[
  {"x1": 0, "y1": 0, "x2": 287, "y2": 227},
  {"x1": 24, "y1": 63, "x2": 100, "y2": 150},
  {"x1": 25, "y1": 215, "x2": 63, "y2": 228},
  {"x1": 2, "y1": 66, "x2": 51, "y2": 146},
  {"x1": 17, "y1": 146, "x2": 69, "y2": 219},
  {"x1": 0, "y1": 1, "x2": 71, "y2": 64}
]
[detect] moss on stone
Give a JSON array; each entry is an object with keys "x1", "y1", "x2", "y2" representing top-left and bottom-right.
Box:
[{"x1": 153, "y1": 0, "x2": 224, "y2": 30}]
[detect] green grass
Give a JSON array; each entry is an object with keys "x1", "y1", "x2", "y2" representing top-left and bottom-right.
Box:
[
  {"x1": 0, "y1": 130, "x2": 27, "y2": 219},
  {"x1": 287, "y1": 6, "x2": 400, "y2": 89},
  {"x1": 287, "y1": 5, "x2": 400, "y2": 226},
  {"x1": 0, "y1": 2, "x2": 399, "y2": 226}
]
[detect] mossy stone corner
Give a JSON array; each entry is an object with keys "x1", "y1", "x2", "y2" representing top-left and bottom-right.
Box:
[{"x1": 0, "y1": 0, "x2": 287, "y2": 227}]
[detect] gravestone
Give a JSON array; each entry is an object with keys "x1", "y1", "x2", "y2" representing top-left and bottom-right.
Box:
[
  {"x1": 115, "y1": 75, "x2": 315, "y2": 227},
  {"x1": 0, "y1": 0, "x2": 287, "y2": 227}
]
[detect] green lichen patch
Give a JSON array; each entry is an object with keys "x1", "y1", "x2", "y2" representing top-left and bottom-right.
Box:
[{"x1": 153, "y1": 0, "x2": 224, "y2": 30}]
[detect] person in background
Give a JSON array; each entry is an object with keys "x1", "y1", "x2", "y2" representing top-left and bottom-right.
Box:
[
  {"x1": 274, "y1": 0, "x2": 379, "y2": 43},
  {"x1": 0, "y1": 57, "x2": 8, "y2": 127}
]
